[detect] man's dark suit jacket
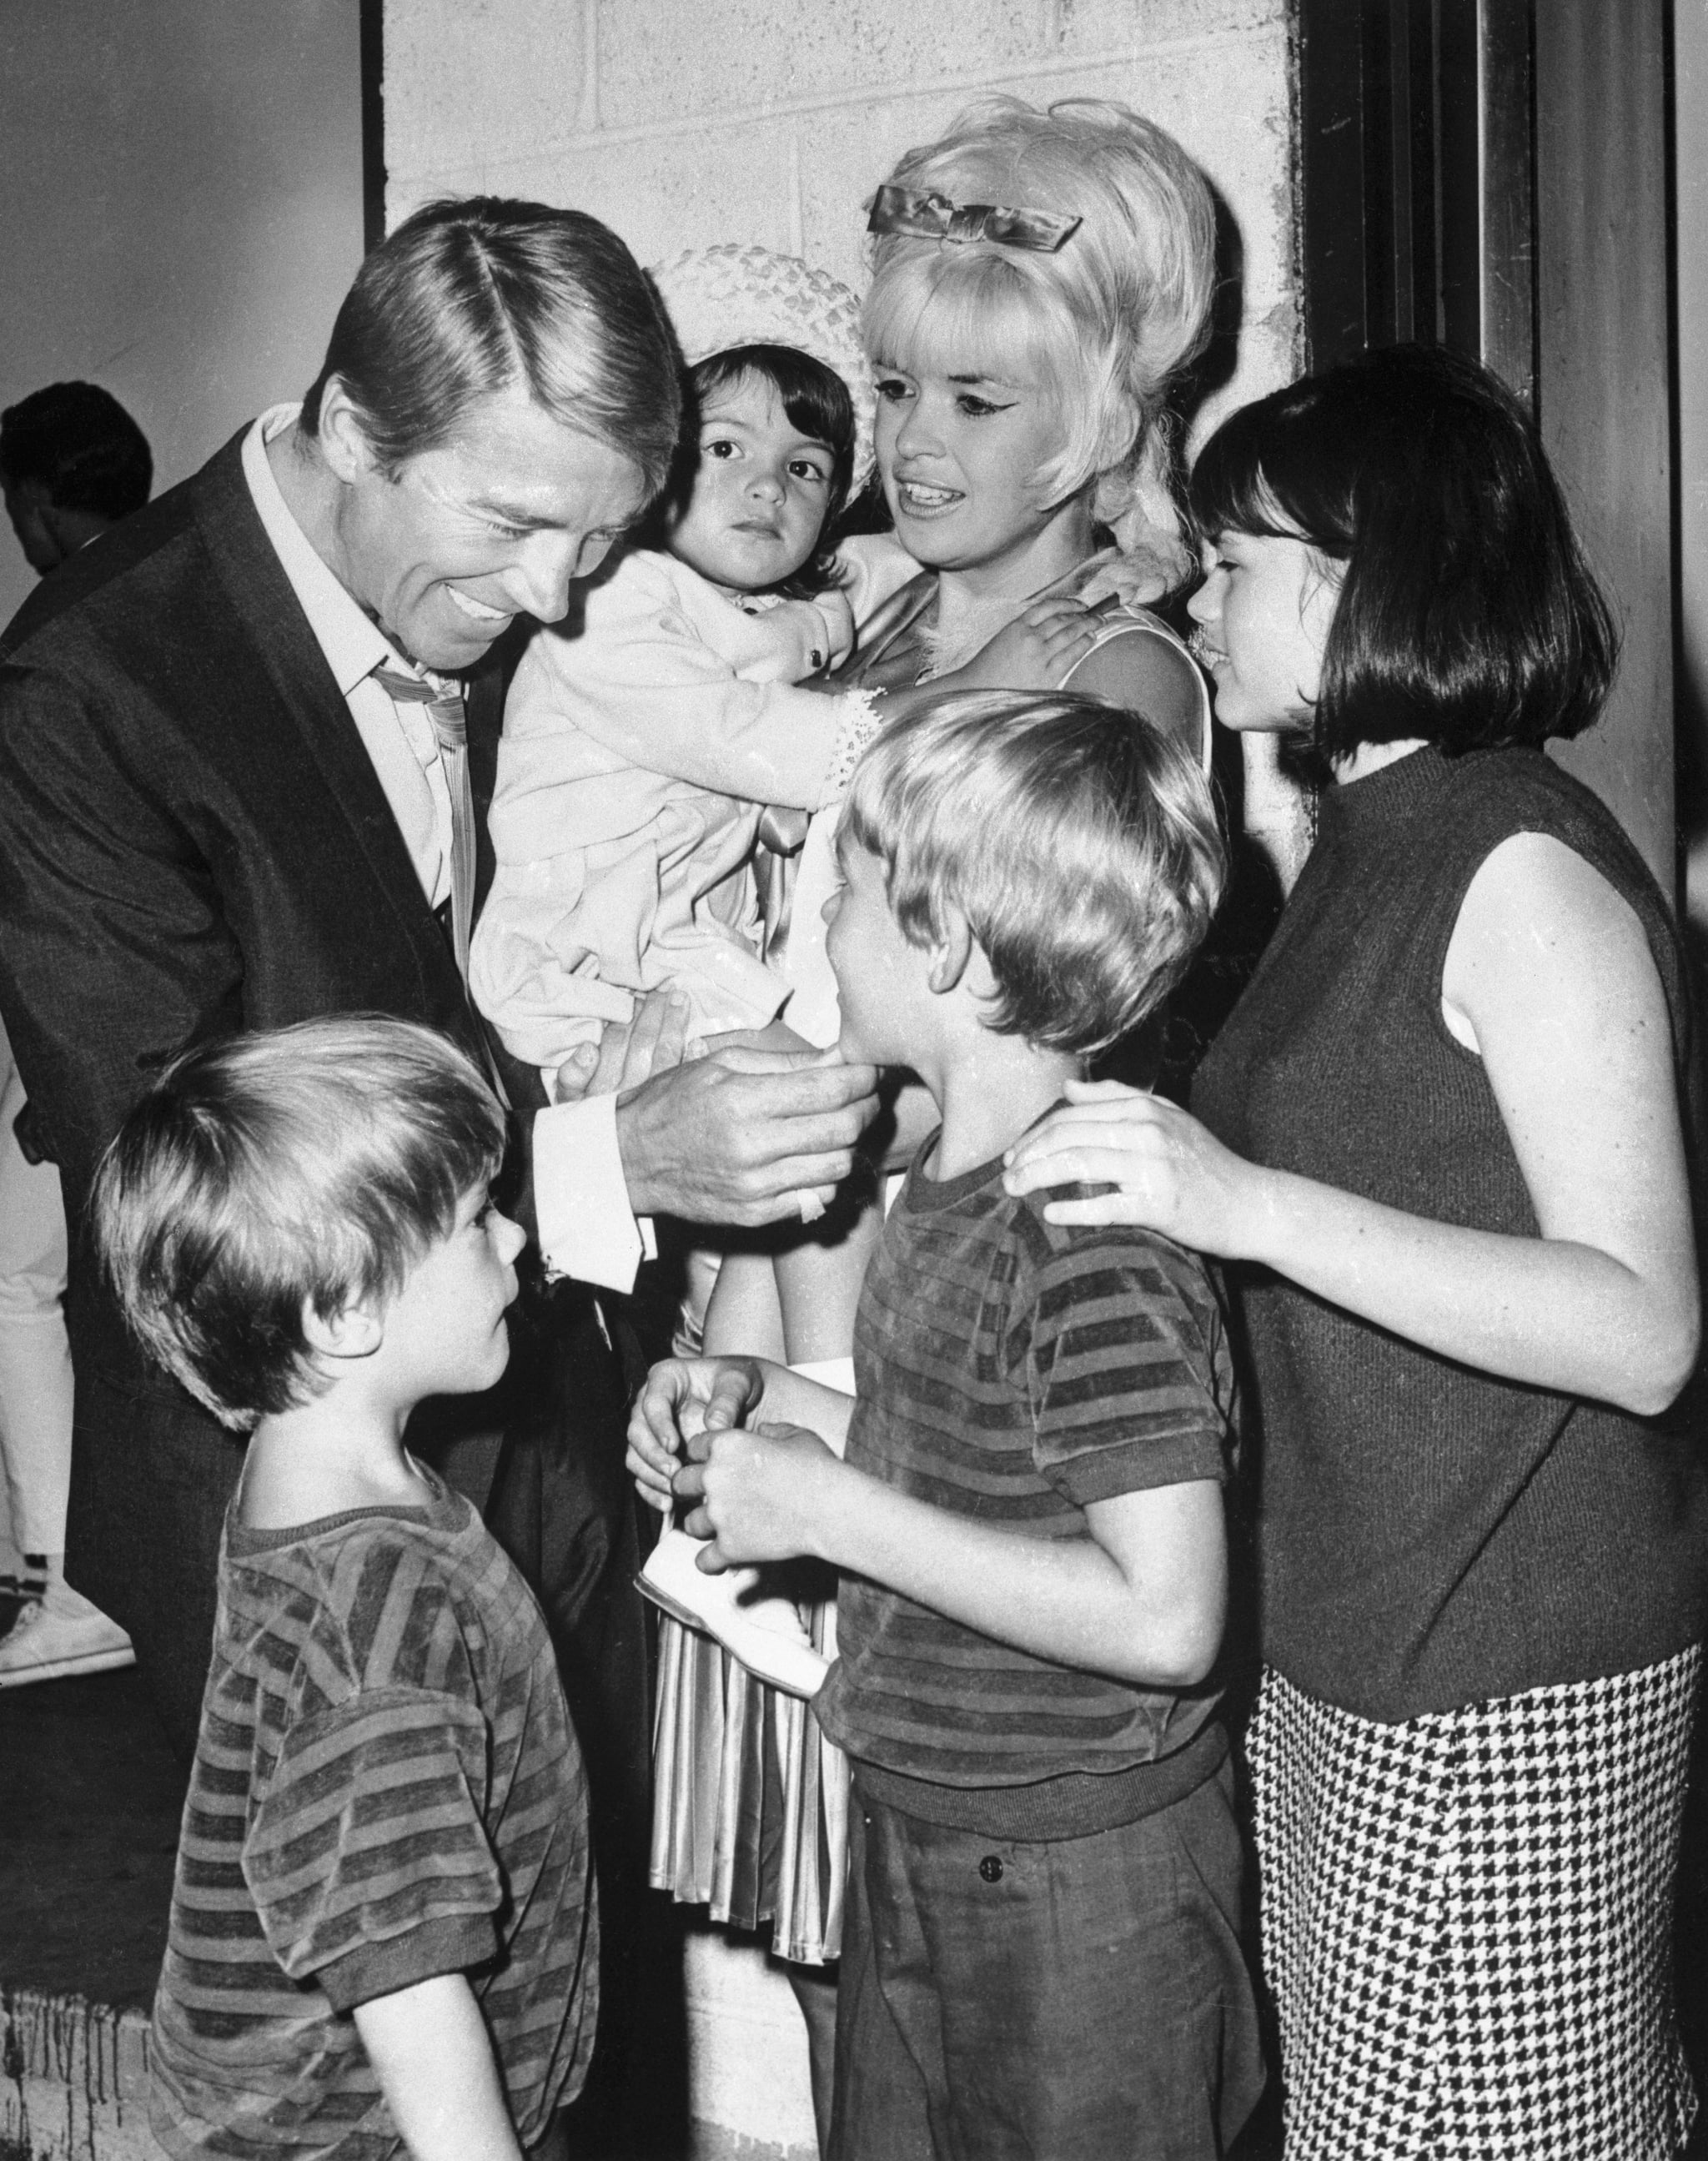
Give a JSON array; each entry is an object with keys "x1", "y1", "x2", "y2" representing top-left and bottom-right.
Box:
[{"x1": 0, "y1": 430, "x2": 642, "y2": 1780}]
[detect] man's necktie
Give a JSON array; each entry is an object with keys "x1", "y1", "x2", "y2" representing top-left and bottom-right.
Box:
[
  {"x1": 371, "y1": 664, "x2": 477, "y2": 982},
  {"x1": 754, "y1": 803, "x2": 808, "y2": 965}
]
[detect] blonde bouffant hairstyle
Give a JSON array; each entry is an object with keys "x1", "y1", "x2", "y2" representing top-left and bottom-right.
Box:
[{"x1": 864, "y1": 96, "x2": 1217, "y2": 594}]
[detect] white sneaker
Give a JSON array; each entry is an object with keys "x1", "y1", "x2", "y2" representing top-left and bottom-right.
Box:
[{"x1": 0, "y1": 1581, "x2": 135, "y2": 1686}]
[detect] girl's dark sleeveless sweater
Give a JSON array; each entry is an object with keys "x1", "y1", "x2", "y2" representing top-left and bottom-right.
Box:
[{"x1": 1193, "y1": 744, "x2": 1707, "y2": 1721}]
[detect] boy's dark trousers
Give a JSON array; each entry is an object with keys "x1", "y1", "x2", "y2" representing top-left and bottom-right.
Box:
[{"x1": 828, "y1": 1759, "x2": 1267, "y2": 2161}]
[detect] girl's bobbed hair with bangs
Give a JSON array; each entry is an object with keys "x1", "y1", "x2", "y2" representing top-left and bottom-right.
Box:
[
  {"x1": 864, "y1": 96, "x2": 1216, "y2": 593},
  {"x1": 1188, "y1": 342, "x2": 1619, "y2": 760}
]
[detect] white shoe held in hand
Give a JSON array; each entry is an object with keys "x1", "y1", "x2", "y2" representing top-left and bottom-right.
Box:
[
  {"x1": 637, "y1": 1355, "x2": 854, "y2": 1699},
  {"x1": 640, "y1": 1528, "x2": 829, "y2": 1700}
]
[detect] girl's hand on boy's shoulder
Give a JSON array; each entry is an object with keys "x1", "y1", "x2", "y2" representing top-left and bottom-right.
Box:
[
  {"x1": 1002, "y1": 1078, "x2": 1264, "y2": 1259},
  {"x1": 625, "y1": 1354, "x2": 766, "y2": 1514},
  {"x1": 678, "y1": 1420, "x2": 839, "y2": 1570}
]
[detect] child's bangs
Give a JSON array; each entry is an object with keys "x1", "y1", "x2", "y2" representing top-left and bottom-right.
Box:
[
  {"x1": 695, "y1": 344, "x2": 853, "y2": 460},
  {"x1": 1189, "y1": 398, "x2": 1354, "y2": 557},
  {"x1": 866, "y1": 250, "x2": 1073, "y2": 402}
]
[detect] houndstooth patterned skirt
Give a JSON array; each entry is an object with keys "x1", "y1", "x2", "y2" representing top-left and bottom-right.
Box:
[{"x1": 1248, "y1": 1648, "x2": 1701, "y2": 2160}]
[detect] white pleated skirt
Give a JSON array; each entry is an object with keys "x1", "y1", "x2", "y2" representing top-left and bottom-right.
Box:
[{"x1": 650, "y1": 1591, "x2": 849, "y2": 1964}]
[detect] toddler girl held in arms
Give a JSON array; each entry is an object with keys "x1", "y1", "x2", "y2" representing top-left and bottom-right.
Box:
[{"x1": 470, "y1": 244, "x2": 903, "y2": 1096}]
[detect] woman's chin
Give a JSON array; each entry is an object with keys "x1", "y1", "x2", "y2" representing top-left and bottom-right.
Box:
[{"x1": 887, "y1": 515, "x2": 963, "y2": 568}]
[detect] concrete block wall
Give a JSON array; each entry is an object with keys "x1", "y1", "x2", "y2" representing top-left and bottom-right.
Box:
[
  {"x1": 0, "y1": 0, "x2": 364, "y2": 633},
  {"x1": 381, "y1": 0, "x2": 1296, "y2": 445}
]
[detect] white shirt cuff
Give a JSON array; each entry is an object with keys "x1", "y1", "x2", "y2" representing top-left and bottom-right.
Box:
[{"x1": 533, "y1": 1092, "x2": 656, "y2": 1294}]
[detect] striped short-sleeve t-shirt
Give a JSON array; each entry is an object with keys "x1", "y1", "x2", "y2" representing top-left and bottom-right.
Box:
[
  {"x1": 813, "y1": 1139, "x2": 1236, "y2": 1831},
  {"x1": 150, "y1": 1472, "x2": 596, "y2": 2161}
]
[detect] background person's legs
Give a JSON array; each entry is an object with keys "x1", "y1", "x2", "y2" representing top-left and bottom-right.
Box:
[{"x1": 0, "y1": 1039, "x2": 132, "y2": 1686}]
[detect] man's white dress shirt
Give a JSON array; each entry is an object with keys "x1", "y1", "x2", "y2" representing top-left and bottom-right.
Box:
[{"x1": 241, "y1": 407, "x2": 645, "y2": 1291}]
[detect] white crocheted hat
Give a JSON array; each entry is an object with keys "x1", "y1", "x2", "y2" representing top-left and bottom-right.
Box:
[{"x1": 651, "y1": 243, "x2": 877, "y2": 490}]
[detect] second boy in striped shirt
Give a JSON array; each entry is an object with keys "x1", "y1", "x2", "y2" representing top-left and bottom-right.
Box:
[
  {"x1": 630, "y1": 688, "x2": 1266, "y2": 2161},
  {"x1": 95, "y1": 1018, "x2": 596, "y2": 2161}
]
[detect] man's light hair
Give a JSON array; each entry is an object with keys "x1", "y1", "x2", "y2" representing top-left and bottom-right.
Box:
[
  {"x1": 841, "y1": 690, "x2": 1223, "y2": 1057},
  {"x1": 301, "y1": 196, "x2": 681, "y2": 494},
  {"x1": 94, "y1": 1017, "x2": 505, "y2": 1431}
]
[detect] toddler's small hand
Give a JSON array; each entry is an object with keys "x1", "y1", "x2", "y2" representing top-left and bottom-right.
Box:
[
  {"x1": 956, "y1": 596, "x2": 1099, "y2": 691},
  {"x1": 760, "y1": 596, "x2": 851, "y2": 677}
]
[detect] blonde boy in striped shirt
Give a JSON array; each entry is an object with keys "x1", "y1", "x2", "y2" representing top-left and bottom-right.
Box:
[{"x1": 630, "y1": 691, "x2": 1264, "y2": 2161}]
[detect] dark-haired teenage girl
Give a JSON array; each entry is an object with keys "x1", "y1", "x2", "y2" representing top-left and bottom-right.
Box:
[{"x1": 1005, "y1": 342, "x2": 1706, "y2": 2156}]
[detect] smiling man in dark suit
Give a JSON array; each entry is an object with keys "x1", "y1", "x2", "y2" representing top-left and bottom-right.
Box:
[{"x1": 0, "y1": 198, "x2": 878, "y2": 1772}]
